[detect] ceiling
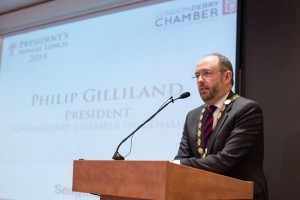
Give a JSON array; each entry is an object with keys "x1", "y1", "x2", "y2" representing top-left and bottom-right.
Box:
[
  {"x1": 0, "y1": 0, "x2": 52, "y2": 15},
  {"x1": 0, "y1": 0, "x2": 149, "y2": 35}
]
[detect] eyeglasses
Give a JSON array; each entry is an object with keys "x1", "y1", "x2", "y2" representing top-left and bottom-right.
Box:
[{"x1": 192, "y1": 70, "x2": 225, "y2": 80}]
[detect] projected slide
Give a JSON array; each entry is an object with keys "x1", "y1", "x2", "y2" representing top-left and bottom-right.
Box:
[{"x1": 0, "y1": 0, "x2": 238, "y2": 199}]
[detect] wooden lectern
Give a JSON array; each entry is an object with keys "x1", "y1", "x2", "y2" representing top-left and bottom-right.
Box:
[{"x1": 72, "y1": 160, "x2": 253, "y2": 200}]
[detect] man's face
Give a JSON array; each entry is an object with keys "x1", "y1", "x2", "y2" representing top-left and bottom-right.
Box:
[{"x1": 195, "y1": 55, "x2": 229, "y2": 105}]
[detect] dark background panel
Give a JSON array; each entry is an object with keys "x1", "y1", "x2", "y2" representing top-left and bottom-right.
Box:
[{"x1": 240, "y1": 0, "x2": 300, "y2": 199}]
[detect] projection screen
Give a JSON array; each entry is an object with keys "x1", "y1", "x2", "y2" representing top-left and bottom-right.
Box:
[{"x1": 0, "y1": 0, "x2": 239, "y2": 199}]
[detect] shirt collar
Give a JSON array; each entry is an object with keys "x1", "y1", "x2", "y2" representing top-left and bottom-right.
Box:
[{"x1": 210, "y1": 92, "x2": 230, "y2": 110}]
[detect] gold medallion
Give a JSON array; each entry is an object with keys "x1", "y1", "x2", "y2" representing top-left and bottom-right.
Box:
[
  {"x1": 224, "y1": 99, "x2": 231, "y2": 105},
  {"x1": 198, "y1": 148, "x2": 203, "y2": 155}
]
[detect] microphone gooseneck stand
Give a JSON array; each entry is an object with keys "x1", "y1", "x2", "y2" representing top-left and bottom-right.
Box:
[{"x1": 112, "y1": 92, "x2": 190, "y2": 160}]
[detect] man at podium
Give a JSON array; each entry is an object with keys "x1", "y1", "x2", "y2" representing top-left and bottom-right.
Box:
[{"x1": 174, "y1": 53, "x2": 268, "y2": 200}]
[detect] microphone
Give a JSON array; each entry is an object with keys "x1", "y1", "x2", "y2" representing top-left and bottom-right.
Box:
[
  {"x1": 177, "y1": 92, "x2": 190, "y2": 99},
  {"x1": 112, "y1": 92, "x2": 190, "y2": 160}
]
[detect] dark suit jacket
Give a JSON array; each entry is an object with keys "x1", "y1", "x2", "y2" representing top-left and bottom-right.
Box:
[{"x1": 175, "y1": 91, "x2": 268, "y2": 200}]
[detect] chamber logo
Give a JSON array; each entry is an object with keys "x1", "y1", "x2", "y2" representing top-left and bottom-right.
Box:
[
  {"x1": 8, "y1": 43, "x2": 17, "y2": 57},
  {"x1": 222, "y1": 0, "x2": 237, "y2": 15},
  {"x1": 154, "y1": 0, "x2": 219, "y2": 28}
]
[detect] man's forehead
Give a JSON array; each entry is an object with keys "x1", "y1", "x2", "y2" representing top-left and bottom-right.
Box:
[{"x1": 196, "y1": 55, "x2": 219, "y2": 68}]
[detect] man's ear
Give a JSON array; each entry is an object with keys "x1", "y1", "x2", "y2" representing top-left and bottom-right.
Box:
[{"x1": 225, "y1": 71, "x2": 232, "y2": 84}]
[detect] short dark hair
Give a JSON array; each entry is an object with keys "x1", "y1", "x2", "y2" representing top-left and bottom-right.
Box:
[{"x1": 208, "y1": 53, "x2": 234, "y2": 85}]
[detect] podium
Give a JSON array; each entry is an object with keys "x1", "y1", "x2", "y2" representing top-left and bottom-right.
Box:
[{"x1": 72, "y1": 160, "x2": 253, "y2": 200}]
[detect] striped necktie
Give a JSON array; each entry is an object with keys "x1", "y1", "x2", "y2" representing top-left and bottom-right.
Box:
[{"x1": 203, "y1": 105, "x2": 217, "y2": 148}]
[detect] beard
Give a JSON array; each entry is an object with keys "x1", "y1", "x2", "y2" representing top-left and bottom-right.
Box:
[{"x1": 199, "y1": 84, "x2": 219, "y2": 102}]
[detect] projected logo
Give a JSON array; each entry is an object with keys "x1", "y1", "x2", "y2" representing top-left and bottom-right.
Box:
[
  {"x1": 222, "y1": 0, "x2": 237, "y2": 15},
  {"x1": 154, "y1": 0, "x2": 220, "y2": 28},
  {"x1": 8, "y1": 32, "x2": 69, "y2": 63},
  {"x1": 8, "y1": 43, "x2": 17, "y2": 57}
]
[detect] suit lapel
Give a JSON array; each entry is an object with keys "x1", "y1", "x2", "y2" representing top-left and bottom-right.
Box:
[{"x1": 206, "y1": 91, "x2": 235, "y2": 154}]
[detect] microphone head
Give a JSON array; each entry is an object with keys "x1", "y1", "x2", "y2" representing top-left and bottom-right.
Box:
[{"x1": 179, "y1": 92, "x2": 190, "y2": 99}]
